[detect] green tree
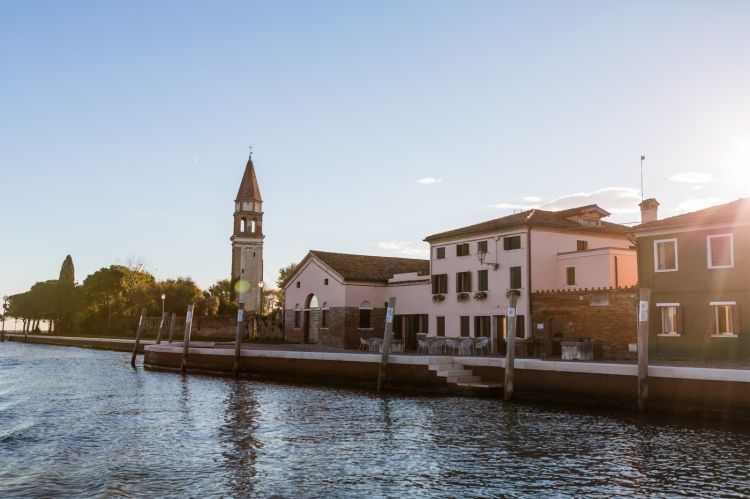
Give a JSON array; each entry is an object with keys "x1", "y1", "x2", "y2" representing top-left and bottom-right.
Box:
[
  {"x1": 276, "y1": 262, "x2": 298, "y2": 288},
  {"x1": 207, "y1": 279, "x2": 238, "y2": 315},
  {"x1": 59, "y1": 255, "x2": 75, "y2": 284}
]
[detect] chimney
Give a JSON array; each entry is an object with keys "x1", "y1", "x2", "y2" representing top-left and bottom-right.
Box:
[{"x1": 639, "y1": 198, "x2": 660, "y2": 223}]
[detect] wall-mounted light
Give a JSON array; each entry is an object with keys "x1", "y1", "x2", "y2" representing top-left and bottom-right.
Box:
[{"x1": 477, "y1": 250, "x2": 499, "y2": 270}]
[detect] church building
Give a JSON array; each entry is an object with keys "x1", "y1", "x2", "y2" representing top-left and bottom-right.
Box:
[{"x1": 231, "y1": 154, "x2": 264, "y2": 313}]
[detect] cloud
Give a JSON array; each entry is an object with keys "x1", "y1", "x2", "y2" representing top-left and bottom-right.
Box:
[
  {"x1": 540, "y1": 187, "x2": 642, "y2": 214},
  {"x1": 417, "y1": 177, "x2": 442, "y2": 185},
  {"x1": 521, "y1": 195, "x2": 542, "y2": 203},
  {"x1": 669, "y1": 172, "x2": 715, "y2": 184},
  {"x1": 376, "y1": 241, "x2": 430, "y2": 257},
  {"x1": 674, "y1": 197, "x2": 727, "y2": 214},
  {"x1": 193, "y1": 153, "x2": 200, "y2": 165}
]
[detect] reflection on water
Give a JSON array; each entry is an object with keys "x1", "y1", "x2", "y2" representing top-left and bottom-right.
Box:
[{"x1": 2, "y1": 342, "x2": 750, "y2": 498}]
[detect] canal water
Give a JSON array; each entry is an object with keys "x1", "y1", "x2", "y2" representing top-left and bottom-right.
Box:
[{"x1": 2, "y1": 342, "x2": 750, "y2": 498}]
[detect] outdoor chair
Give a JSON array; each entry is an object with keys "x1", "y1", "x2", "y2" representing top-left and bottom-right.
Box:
[
  {"x1": 458, "y1": 337, "x2": 473, "y2": 355},
  {"x1": 417, "y1": 338, "x2": 430, "y2": 355},
  {"x1": 359, "y1": 337, "x2": 369, "y2": 351},
  {"x1": 431, "y1": 337, "x2": 446, "y2": 354},
  {"x1": 445, "y1": 338, "x2": 459, "y2": 355},
  {"x1": 367, "y1": 338, "x2": 382, "y2": 353},
  {"x1": 474, "y1": 337, "x2": 490, "y2": 356}
]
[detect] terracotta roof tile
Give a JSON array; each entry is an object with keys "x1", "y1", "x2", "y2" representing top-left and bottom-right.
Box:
[
  {"x1": 310, "y1": 250, "x2": 429, "y2": 283},
  {"x1": 424, "y1": 205, "x2": 629, "y2": 242},
  {"x1": 634, "y1": 198, "x2": 750, "y2": 231}
]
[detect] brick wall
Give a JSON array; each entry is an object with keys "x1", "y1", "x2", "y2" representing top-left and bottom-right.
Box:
[
  {"x1": 531, "y1": 287, "x2": 638, "y2": 360},
  {"x1": 283, "y1": 306, "x2": 387, "y2": 349}
]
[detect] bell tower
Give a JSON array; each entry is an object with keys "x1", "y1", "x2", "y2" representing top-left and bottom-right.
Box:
[{"x1": 231, "y1": 151, "x2": 264, "y2": 313}]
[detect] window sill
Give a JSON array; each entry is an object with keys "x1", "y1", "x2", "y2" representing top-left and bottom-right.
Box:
[
  {"x1": 710, "y1": 334, "x2": 738, "y2": 338},
  {"x1": 708, "y1": 265, "x2": 734, "y2": 270},
  {"x1": 654, "y1": 268, "x2": 678, "y2": 273},
  {"x1": 657, "y1": 333, "x2": 681, "y2": 337},
  {"x1": 358, "y1": 328, "x2": 374, "y2": 331}
]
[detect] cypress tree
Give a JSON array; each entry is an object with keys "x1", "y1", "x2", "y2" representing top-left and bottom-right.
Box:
[{"x1": 59, "y1": 255, "x2": 75, "y2": 284}]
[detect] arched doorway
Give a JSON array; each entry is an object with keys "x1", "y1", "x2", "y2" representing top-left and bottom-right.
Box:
[{"x1": 304, "y1": 294, "x2": 320, "y2": 343}]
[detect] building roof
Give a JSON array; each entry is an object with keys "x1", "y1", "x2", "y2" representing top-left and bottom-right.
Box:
[
  {"x1": 236, "y1": 156, "x2": 262, "y2": 202},
  {"x1": 634, "y1": 198, "x2": 750, "y2": 232},
  {"x1": 424, "y1": 205, "x2": 629, "y2": 242},
  {"x1": 309, "y1": 250, "x2": 430, "y2": 283}
]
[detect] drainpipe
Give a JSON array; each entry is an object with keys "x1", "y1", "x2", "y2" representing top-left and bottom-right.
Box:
[
  {"x1": 614, "y1": 255, "x2": 619, "y2": 288},
  {"x1": 526, "y1": 227, "x2": 532, "y2": 341}
]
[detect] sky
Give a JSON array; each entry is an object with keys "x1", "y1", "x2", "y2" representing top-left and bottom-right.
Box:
[{"x1": 2, "y1": 1, "x2": 750, "y2": 300}]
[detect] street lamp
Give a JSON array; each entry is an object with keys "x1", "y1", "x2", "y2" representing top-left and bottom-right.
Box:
[
  {"x1": 161, "y1": 293, "x2": 166, "y2": 316},
  {"x1": 477, "y1": 250, "x2": 499, "y2": 270}
]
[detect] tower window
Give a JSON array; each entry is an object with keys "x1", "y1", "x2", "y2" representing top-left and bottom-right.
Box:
[
  {"x1": 251, "y1": 219, "x2": 256, "y2": 233},
  {"x1": 240, "y1": 217, "x2": 247, "y2": 232}
]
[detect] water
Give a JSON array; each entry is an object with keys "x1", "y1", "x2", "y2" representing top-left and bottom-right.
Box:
[{"x1": 2, "y1": 342, "x2": 750, "y2": 498}]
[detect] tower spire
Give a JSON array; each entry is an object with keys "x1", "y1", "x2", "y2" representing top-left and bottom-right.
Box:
[{"x1": 235, "y1": 153, "x2": 262, "y2": 202}]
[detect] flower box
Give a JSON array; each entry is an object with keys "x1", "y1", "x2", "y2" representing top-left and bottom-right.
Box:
[
  {"x1": 432, "y1": 294, "x2": 445, "y2": 302},
  {"x1": 457, "y1": 292, "x2": 470, "y2": 302},
  {"x1": 474, "y1": 291, "x2": 488, "y2": 300}
]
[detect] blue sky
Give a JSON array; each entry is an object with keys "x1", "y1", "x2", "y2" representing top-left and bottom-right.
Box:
[{"x1": 2, "y1": 1, "x2": 750, "y2": 299}]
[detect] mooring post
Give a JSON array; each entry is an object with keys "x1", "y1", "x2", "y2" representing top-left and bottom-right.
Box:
[
  {"x1": 504, "y1": 290, "x2": 521, "y2": 401},
  {"x1": 180, "y1": 304, "x2": 195, "y2": 375},
  {"x1": 637, "y1": 288, "x2": 651, "y2": 412},
  {"x1": 130, "y1": 308, "x2": 147, "y2": 368},
  {"x1": 155, "y1": 312, "x2": 167, "y2": 345},
  {"x1": 377, "y1": 297, "x2": 397, "y2": 391},
  {"x1": 232, "y1": 305, "x2": 245, "y2": 378},
  {"x1": 167, "y1": 313, "x2": 176, "y2": 343}
]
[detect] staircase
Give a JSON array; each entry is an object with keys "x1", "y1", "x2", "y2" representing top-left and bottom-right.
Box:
[{"x1": 428, "y1": 358, "x2": 503, "y2": 389}]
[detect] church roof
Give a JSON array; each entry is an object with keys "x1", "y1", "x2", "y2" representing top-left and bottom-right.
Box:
[
  {"x1": 309, "y1": 250, "x2": 430, "y2": 283},
  {"x1": 236, "y1": 156, "x2": 262, "y2": 201}
]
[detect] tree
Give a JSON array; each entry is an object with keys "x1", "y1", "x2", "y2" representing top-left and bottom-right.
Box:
[
  {"x1": 276, "y1": 262, "x2": 298, "y2": 288},
  {"x1": 207, "y1": 279, "x2": 238, "y2": 315},
  {"x1": 59, "y1": 255, "x2": 75, "y2": 284}
]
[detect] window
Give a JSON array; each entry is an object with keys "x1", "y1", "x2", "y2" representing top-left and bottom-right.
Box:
[
  {"x1": 321, "y1": 308, "x2": 329, "y2": 328},
  {"x1": 504, "y1": 236, "x2": 521, "y2": 250},
  {"x1": 436, "y1": 247, "x2": 446, "y2": 259},
  {"x1": 456, "y1": 243, "x2": 470, "y2": 257},
  {"x1": 478, "y1": 240, "x2": 488, "y2": 254},
  {"x1": 707, "y1": 234, "x2": 734, "y2": 269},
  {"x1": 436, "y1": 316, "x2": 445, "y2": 336},
  {"x1": 515, "y1": 315, "x2": 525, "y2": 338},
  {"x1": 324, "y1": 278, "x2": 329, "y2": 285},
  {"x1": 478, "y1": 269, "x2": 488, "y2": 292},
  {"x1": 566, "y1": 267, "x2": 576, "y2": 286},
  {"x1": 654, "y1": 239, "x2": 678, "y2": 272},
  {"x1": 296, "y1": 282, "x2": 301, "y2": 288},
  {"x1": 474, "y1": 316, "x2": 490, "y2": 337},
  {"x1": 240, "y1": 217, "x2": 247, "y2": 232},
  {"x1": 251, "y1": 219, "x2": 257, "y2": 233},
  {"x1": 294, "y1": 306, "x2": 301, "y2": 328},
  {"x1": 509, "y1": 266, "x2": 522, "y2": 290},
  {"x1": 657, "y1": 303, "x2": 680, "y2": 335},
  {"x1": 460, "y1": 316, "x2": 470, "y2": 337},
  {"x1": 359, "y1": 308, "x2": 372, "y2": 329},
  {"x1": 432, "y1": 274, "x2": 448, "y2": 294},
  {"x1": 711, "y1": 302, "x2": 737, "y2": 337},
  {"x1": 577, "y1": 240, "x2": 588, "y2": 251},
  {"x1": 456, "y1": 271, "x2": 472, "y2": 292}
]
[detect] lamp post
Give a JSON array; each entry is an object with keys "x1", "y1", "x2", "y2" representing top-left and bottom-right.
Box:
[
  {"x1": 258, "y1": 281, "x2": 265, "y2": 315},
  {"x1": 1, "y1": 296, "x2": 8, "y2": 341},
  {"x1": 161, "y1": 293, "x2": 166, "y2": 316}
]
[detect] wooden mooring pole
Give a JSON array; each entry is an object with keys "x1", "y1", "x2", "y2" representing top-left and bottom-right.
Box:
[
  {"x1": 377, "y1": 297, "x2": 397, "y2": 391},
  {"x1": 637, "y1": 288, "x2": 651, "y2": 412},
  {"x1": 233, "y1": 305, "x2": 245, "y2": 378},
  {"x1": 167, "y1": 313, "x2": 176, "y2": 343},
  {"x1": 504, "y1": 290, "x2": 521, "y2": 401},
  {"x1": 155, "y1": 312, "x2": 167, "y2": 345},
  {"x1": 130, "y1": 308, "x2": 147, "y2": 368},
  {"x1": 180, "y1": 304, "x2": 195, "y2": 375}
]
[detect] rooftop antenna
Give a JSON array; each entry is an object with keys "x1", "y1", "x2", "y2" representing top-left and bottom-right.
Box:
[{"x1": 640, "y1": 155, "x2": 646, "y2": 201}]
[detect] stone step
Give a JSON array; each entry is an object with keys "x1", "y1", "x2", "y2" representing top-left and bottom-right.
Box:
[
  {"x1": 447, "y1": 375, "x2": 482, "y2": 384},
  {"x1": 426, "y1": 357, "x2": 456, "y2": 365},
  {"x1": 435, "y1": 369, "x2": 473, "y2": 377},
  {"x1": 428, "y1": 363, "x2": 464, "y2": 371},
  {"x1": 456, "y1": 382, "x2": 504, "y2": 389}
]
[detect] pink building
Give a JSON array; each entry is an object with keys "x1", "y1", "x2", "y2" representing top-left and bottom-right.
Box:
[{"x1": 283, "y1": 204, "x2": 636, "y2": 350}]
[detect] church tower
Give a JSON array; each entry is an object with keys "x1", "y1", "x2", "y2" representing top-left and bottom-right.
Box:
[{"x1": 231, "y1": 152, "x2": 264, "y2": 313}]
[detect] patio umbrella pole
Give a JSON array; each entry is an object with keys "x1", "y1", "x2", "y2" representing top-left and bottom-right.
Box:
[{"x1": 377, "y1": 297, "x2": 397, "y2": 391}]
